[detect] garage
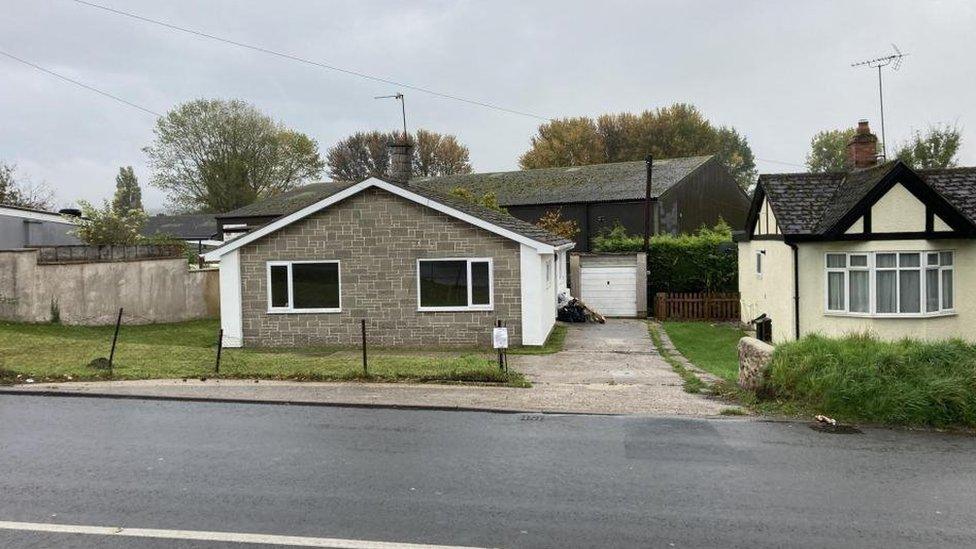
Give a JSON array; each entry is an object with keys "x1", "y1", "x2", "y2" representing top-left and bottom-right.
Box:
[{"x1": 572, "y1": 249, "x2": 649, "y2": 319}]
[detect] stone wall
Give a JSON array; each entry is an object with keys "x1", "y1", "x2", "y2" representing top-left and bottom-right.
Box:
[
  {"x1": 738, "y1": 336, "x2": 774, "y2": 391},
  {"x1": 238, "y1": 187, "x2": 522, "y2": 348},
  {"x1": 0, "y1": 249, "x2": 218, "y2": 324}
]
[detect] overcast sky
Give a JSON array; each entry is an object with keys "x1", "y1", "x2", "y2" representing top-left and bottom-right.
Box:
[{"x1": 2, "y1": 0, "x2": 975, "y2": 212}]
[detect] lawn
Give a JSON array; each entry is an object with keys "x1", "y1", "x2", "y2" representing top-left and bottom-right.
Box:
[
  {"x1": 0, "y1": 320, "x2": 526, "y2": 386},
  {"x1": 662, "y1": 321, "x2": 745, "y2": 382}
]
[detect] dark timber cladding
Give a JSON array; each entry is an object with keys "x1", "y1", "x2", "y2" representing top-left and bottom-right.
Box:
[
  {"x1": 216, "y1": 155, "x2": 752, "y2": 251},
  {"x1": 413, "y1": 155, "x2": 751, "y2": 251}
]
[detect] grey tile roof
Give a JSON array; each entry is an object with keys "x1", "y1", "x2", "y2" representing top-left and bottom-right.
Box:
[
  {"x1": 219, "y1": 179, "x2": 572, "y2": 248},
  {"x1": 758, "y1": 162, "x2": 976, "y2": 237},
  {"x1": 143, "y1": 213, "x2": 218, "y2": 239},
  {"x1": 919, "y1": 167, "x2": 976, "y2": 224},
  {"x1": 412, "y1": 155, "x2": 713, "y2": 206}
]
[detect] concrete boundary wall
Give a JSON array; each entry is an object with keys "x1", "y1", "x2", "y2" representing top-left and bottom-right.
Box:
[{"x1": 0, "y1": 249, "x2": 218, "y2": 325}]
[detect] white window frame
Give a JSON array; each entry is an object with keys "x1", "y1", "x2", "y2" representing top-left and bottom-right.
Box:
[
  {"x1": 755, "y1": 250, "x2": 765, "y2": 279},
  {"x1": 266, "y1": 260, "x2": 342, "y2": 314},
  {"x1": 823, "y1": 251, "x2": 954, "y2": 318},
  {"x1": 416, "y1": 257, "x2": 494, "y2": 312}
]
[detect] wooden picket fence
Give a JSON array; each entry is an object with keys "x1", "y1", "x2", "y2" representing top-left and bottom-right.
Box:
[{"x1": 653, "y1": 292, "x2": 740, "y2": 321}]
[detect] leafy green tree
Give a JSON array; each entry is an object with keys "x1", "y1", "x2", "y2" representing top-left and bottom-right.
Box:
[
  {"x1": 806, "y1": 128, "x2": 855, "y2": 173},
  {"x1": 112, "y1": 166, "x2": 143, "y2": 213},
  {"x1": 144, "y1": 99, "x2": 324, "y2": 213},
  {"x1": 518, "y1": 104, "x2": 757, "y2": 190},
  {"x1": 0, "y1": 162, "x2": 54, "y2": 210},
  {"x1": 536, "y1": 208, "x2": 580, "y2": 240},
  {"x1": 895, "y1": 124, "x2": 962, "y2": 169},
  {"x1": 72, "y1": 200, "x2": 147, "y2": 245},
  {"x1": 326, "y1": 129, "x2": 472, "y2": 181}
]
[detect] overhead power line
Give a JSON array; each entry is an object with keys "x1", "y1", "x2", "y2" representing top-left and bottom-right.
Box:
[
  {"x1": 0, "y1": 48, "x2": 162, "y2": 117},
  {"x1": 70, "y1": 0, "x2": 554, "y2": 122}
]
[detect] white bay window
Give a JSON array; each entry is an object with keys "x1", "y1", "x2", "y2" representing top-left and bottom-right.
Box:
[{"x1": 825, "y1": 251, "x2": 954, "y2": 317}]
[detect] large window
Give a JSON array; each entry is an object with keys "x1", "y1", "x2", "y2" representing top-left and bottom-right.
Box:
[
  {"x1": 825, "y1": 251, "x2": 954, "y2": 317},
  {"x1": 417, "y1": 258, "x2": 493, "y2": 311},
  {"x1": 267, "y1": 261, "x2": 341, "y2": 313}
]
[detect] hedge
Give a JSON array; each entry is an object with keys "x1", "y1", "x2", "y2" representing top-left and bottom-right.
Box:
[{"x1": 592, "y1": 220, "x2": 737, "y2": 294}]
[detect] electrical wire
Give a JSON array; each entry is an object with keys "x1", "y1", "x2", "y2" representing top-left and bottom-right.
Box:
[
  {"x1": 70, "y1": 0, "x2": 554, "y2": 121},
  {"x1": 0, "y1": 48, "x2": 162, "y2": 117}
]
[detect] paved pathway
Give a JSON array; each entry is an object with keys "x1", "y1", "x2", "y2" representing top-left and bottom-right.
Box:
[{"x1": 4, "y1": 320, "x2": 728, "y2": 415}]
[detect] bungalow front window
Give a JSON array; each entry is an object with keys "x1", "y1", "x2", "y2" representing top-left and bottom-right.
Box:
[
  {"x1": 267, "y1": 260, "x2": 341, "y2": 313},
  {"x1": 825, "y1": 251, "x2": 954, "y2": 317},
  {"x1": 417, "y1": 258, "x2": 493, "y2": 311}
]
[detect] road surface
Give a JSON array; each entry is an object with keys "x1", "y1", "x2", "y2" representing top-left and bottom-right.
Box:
[{"x1": 1, "y1": 395, "x2": 974, "y2": 548}]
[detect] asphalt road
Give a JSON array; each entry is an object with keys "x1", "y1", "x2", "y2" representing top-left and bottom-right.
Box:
[{"x1": 1, "y1": 395, "x2": 975, "y2": 548}]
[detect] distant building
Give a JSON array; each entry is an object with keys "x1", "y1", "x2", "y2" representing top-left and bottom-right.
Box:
[{"x1": 0, "y1": 204, "x2": 80, "y2": 248}]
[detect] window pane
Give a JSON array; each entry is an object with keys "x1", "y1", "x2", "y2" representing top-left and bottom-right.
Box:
[
  {"x1": 756, "y1": 253, "x2": 762, "y2": 274},
  {"x1": 899, "y1": 270, "x2": 921, "y2": 313},
  {"x1": 827, "y1": 272, "x2": 845, "y2": 311},
  {"x1": 877, "y1": 271, "x2": 897, "y2": 313},
  {"x1": 419, "y1": 260, "x2": 468, "y2": 307},
  {"x1": 292, "y1": 263, "x2": 340, "y2": 309},
  {"x1": 940, "y1": 251, "x2": 953, "y2": 266},
  {"x1": 826, "y1": 254, "x2": 846, "y2": 268},
  {"x1": 471, "y1": 261, "x2": 491, "y2": 305},
  {"x1": 926, "y1": 269, "x2": 940, "y2": 312},
  {"x1": 849, "y1": 271, "x2": 869, "y2": 313},
  {"x1": 927, "y1": 253, "x2": 939, "y2": 266},
  {"x1": 850, "y1": 255, "x2": 868, "y2": 267},
  {"x1": 876, "y1": 253, "x2": 897, "y2": 268},
  {"x1": 899, "y1": 253, "x2": 920, "y2": 268},
  {"x1": 942, "y1": 270, "x2": 954, "y2": 309},
  {"x1": 270, "y1": 265, "x2": 289, "y2": 308}
]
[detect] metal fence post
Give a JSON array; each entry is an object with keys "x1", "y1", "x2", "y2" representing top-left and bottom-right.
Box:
[
  {"x1": 215, "y1": 328, "x2": 223, "y2": 374},
  {"x1": 361, "y1": 319, "x2": 368, "y2": 377},
  {"x1": 108, "y1": 307, "x2": 123, "y2": 374}
]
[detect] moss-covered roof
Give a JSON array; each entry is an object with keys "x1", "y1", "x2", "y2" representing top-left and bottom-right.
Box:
[{"x1": 412, "y1": 155, "x2": 713, "y2": 206}]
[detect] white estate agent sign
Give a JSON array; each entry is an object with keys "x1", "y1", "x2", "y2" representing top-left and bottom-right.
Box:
[{"x1": 492, "y1": 327, "x2": 509, "y2": 349}]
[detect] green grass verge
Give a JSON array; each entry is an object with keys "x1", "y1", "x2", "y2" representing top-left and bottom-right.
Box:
[
  {"x1": 508, "y1": 324, "x2": 567, "y2": 355},
  {"x1": 0, "y1": 320, "x2": 527, "y2": 387},
  {"x1": 662, "y1": 321, "x2": 745, "y2": 382},
  {"x1": 763, "y1": 334, "x2": 976, "y2": 427},
  {"x1": 647, "y1": 322, "x2": 706, "y2": 393}
]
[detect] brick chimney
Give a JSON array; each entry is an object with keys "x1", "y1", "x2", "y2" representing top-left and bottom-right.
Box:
[
  {"x1": 388, "y1": 140, "x2": 413, "y2": 183},
  {"x1": 847, "y1": 119, "x2": 879, "y2": 169}
]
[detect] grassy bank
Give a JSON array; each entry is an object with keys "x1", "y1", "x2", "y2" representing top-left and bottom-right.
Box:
[
  {"x1": 662, "y1": 321, "x2": 744, "y2": 381},
  {"x1": 0, "y1": 320, "x2": 526, "y2": 387},
  {"x1": 765, "y1": 334, "x2": 976, "y2": 427}
]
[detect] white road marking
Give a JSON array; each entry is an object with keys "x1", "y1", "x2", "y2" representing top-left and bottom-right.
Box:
[{"x1": 0, "y1": 520, "x2": 491, "y2": 549}]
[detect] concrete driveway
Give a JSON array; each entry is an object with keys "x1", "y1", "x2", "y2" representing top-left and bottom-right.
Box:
[
  {"x1": 4, "y1": 320, "x2": 729, "y2": 416},
  {"x1": 513, "y1": 319, "x2": 728, "y2": 415}
]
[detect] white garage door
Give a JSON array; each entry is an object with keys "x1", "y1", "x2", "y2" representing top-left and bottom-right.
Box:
[{"x1": 580, "y1": 266, "x2": 637, "y2": 317}]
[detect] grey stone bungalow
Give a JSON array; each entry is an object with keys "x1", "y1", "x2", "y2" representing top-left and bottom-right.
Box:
[
  {"x1": 737, "y1": 121, "x2": 976, "y2": 343},
  {"x1": 203, "y1": 166, "x2": 573, "y2": 348}
]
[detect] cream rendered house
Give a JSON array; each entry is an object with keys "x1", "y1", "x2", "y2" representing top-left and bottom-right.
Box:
[{"x1": 736, "y1": 121, "x2": 976, "y2": 343}]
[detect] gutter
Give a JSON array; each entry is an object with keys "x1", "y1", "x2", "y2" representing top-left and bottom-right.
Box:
[{"x1": 787, "y1": 241, "x2": 800, "y2": 340}]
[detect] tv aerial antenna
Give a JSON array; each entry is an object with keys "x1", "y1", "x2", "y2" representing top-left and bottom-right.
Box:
[
  {"x1": 375, "y1": 93, "x2": 407, "y2": 139},
  {"x1": 851, "y1": 44, "x2": 908, "y2": 160}
]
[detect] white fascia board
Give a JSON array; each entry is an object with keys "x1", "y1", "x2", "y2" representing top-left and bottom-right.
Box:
[
  {"x1": 0, "y1": 207, "x2": 76, "y2": 225},
  {"x1": 203, "y1": 177, "x2": 557, "y2": 260}
]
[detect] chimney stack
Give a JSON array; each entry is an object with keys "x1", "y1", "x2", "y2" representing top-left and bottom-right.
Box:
[
  {"x1": 847, "y1": 119, "x2": 879, "y2": 169},
  {"x1": 388, "y1": 140, "x2": 413, "y2": 183}
]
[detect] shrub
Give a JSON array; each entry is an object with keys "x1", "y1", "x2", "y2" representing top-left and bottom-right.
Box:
[
  {"x1": 593, "y1": 219, "x2": 737, "y2": 293},
  {"x1": 762, "y1": 334, "x2": 976, "y2": 427}
]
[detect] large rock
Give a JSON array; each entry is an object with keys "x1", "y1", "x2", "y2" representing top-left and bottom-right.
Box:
[{"x1": 738, "y1": 336, "x2": 774, "y2": 391}]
